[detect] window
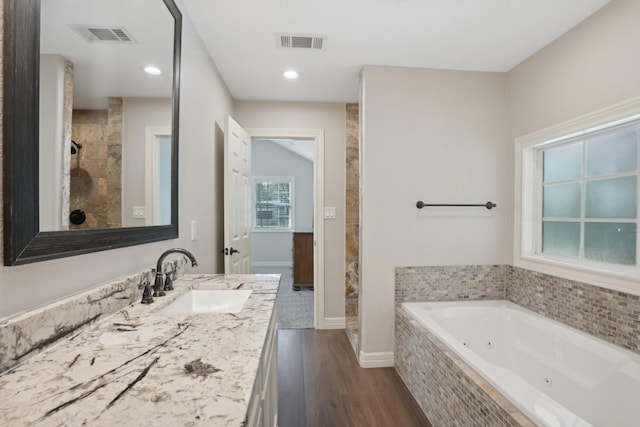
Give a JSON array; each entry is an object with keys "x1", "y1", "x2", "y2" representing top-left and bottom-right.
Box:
[
  {"x1": 540, "y1": 124, "x2": 638, "y2": 266},
  {"x1": 252, "y1": 176, "x2": 294, "y2": 230},
  {"x1": 516, "y1": 99, "x2": 640, "y2": 288}
]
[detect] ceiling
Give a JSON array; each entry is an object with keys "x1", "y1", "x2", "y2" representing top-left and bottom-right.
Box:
[
  {"x1": 254, "y1": 139, "x2": 315, "y2": 162},
  {"x1": 182, "y1": 0, "x2": 610, "y2": 103},
  {"x1": 41, "y1": 0, "x2": 175, "y2": 109}
]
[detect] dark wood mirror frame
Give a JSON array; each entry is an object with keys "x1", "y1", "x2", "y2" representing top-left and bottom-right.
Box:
[{"x1": 2, "y1": 0, "x2": 181, "y2": 265}]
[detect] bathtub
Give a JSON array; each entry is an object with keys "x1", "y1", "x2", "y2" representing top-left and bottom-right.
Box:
[{"x1": 401, "y1": 300, "x2": 640, "y2": 427}]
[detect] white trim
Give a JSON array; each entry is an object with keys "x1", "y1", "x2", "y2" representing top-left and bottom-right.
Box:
[
  {"x1": 251, "y1": 261, "x2": 293, "y2": 268},
  {"x1": 514, "y1": 96, "x2": 640, "y2": 297},
  {"x1": 323, "y1": 317, "x2": 345, "y2": 329},
  {"x1": 144, "y1": 126, "x2": 171, "y2": 226},
  {"x1": 358, "y1": 351, "x2": 394, "y2": 368},
  {"x1": 247, "y1": 128, "x2": 326, "y2": 329}
]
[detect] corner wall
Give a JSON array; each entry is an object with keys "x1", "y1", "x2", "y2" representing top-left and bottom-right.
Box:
[
  {"x1": 251, "y1": 140, "x2": 314, "y2": 266},
  {"x1": 121, "y1": 97, "x2": 172, "y2": 228},
  {"x1": 359, "y1": 66, "x2": 509, "y2": 359},
  {"x1": 506, "y1": 0, "x2": 640, "y2": 283},
  {"x1": 233, "y1": 100, "x2": 346, "y2": 320}
]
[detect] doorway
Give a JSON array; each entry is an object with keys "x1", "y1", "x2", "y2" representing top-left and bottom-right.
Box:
[{"x1": 247, "y1": 128, "x2": 325, "y2": 330}]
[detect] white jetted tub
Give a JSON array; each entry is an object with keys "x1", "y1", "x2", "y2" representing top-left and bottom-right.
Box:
[{"x1": 402, "y1": 300, "x2": 640, "y2": 427}]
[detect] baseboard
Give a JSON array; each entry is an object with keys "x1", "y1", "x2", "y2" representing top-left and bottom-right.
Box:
[
  {"x1": 322, "y1": 317, "x2": 345, "y2": 329},
  {"x1": 358, "y1": 351, "x2": 394, "y2": 368},
  {"x1": 251, "y1": 262, "x2": 293, "y2": 268}
]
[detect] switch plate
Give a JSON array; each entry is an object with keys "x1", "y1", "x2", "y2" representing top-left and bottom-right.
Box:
[
  {"x1": 132, "y1": 206, "x2": 145, "y2": 219},
  {"x1": 191, "y1": 220, "x2": 197, "y2": 241},
  {"x1": 324, "y1": 207, "x2": 336, "y2": 219}
]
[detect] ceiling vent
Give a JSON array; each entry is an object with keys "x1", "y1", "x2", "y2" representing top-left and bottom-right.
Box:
[
  {"x1": 72, "y1": 26, "x2": 136, "y2": 43},
  {"x1": 277, "y1": 34, "x2": 325, "y2": 50}
]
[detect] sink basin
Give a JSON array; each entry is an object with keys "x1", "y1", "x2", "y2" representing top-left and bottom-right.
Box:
[{"x1": 160, "y1": 289, "x2": 252, "y2": 314}]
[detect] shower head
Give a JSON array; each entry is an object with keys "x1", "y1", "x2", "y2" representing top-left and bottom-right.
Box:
[{"x1": 71, "y1": 140, "x2": 82, "y2": 154}]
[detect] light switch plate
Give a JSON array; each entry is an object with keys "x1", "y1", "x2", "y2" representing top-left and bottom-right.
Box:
[
  {"x1": 132, "y1": 206, "x2": 145, "y2": 219},
  {"x1": 191, "y1": 220, "x2": 197, "y2": 241},
  {"x1": 324, "y1": 206, "x2": 336, "y2": 219}
]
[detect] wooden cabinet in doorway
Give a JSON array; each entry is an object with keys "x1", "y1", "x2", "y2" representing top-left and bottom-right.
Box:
[{"x1": 293, "y1": 232, "x2": 313, "y2": 291}]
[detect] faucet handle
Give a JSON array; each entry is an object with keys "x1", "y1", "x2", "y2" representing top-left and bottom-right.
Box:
[
  {"x1": 140, "y1": 279, "x2": 154, "y2": 304},
  {"x1": 153, "y1": 268, "x2": 166, "y2": 297},
  {"x1": 164, "y1": 268, "x2": 175, "y2": 291}
]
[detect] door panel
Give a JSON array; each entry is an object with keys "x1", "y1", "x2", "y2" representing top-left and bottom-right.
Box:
[{"x1": 224, "y1": 116, "x2": 252, "y2": 273}]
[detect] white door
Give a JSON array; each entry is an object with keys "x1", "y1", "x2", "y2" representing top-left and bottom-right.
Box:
[{"x1": 224, "y1": 116, "x2": 252, "y2": 273}]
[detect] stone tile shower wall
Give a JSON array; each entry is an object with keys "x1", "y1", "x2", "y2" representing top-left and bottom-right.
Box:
[
  {"x1": 70, "y1": 97, "x2": 123, "y2": 229},
  {"x1": 345, "y1": 103, "x2": 360, "y2": 352},
  {"x1": 61, "y1": 59, "x2": 73, "y2": 228}
]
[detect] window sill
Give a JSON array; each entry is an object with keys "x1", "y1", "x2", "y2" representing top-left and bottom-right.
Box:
[
  {"x1": 252, "y1": 228, "x2": 294, "y2": 233},
  {"x1": 514, "y1": 254, "x2": 640, "y2": 297}
]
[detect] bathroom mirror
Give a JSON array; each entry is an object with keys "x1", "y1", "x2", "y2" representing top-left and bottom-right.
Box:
[{"x1": 2, "y1": 0, "x2": 182, "y2": 265}]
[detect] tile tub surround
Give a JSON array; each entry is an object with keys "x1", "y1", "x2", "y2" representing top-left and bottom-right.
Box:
[
  {"x1": 506, "y1": 266, "x2": 640, "y2": 354},
  {"x1": 395, "y1": 308, "x2": 535, "y2": 427},
  {"x1": 0, "y1": 257, "x2": 189, "y2": 372},
  {"x1": 395, "y1": 264, "x2": 640, "y2": 354},
  {"x1": 0, "y1": 274, "x2": 280, "y2": 426},
  {"x1": 395, "y1": 265, "x2": 507, "y2": 305}
]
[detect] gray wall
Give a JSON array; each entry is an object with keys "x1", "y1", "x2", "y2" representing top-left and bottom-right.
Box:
[
  {"x1": 507, "y1": 0, "x2": 640, "y2": 292},
  {"x1": 359, "y1": 0, "x2": 640, "y2": 359},
  {"x1": 251, "y1": 139, "x2": 313, "y2": 267},
  {"x1": 234, "y1": 100, "x2": 347, "y2": 319},
  {"x1": 360, "y1": 66, "x2": 509, "y2": 357},
  {"x1": 121, "y1": 97, "x2": 172, "y2": 228},
  {"x1": 0, "y1": 0, "x2": 234, "y2": 318}
]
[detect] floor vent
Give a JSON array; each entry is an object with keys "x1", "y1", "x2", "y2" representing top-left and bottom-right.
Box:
[
  {"x1": 73, "y1": 26, "x2": 135, "y2": 43},
  {"x1": 277, "y1": 34, "x2": 325, "y2": 50}
]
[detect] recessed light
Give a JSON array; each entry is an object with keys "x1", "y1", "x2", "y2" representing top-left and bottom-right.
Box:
[
  {"x1": 283, "y1": 70, "x2": 299, "y2": 80},
  {"x1": 144, "y1": 65, "x2": 162, "y2": 75}
]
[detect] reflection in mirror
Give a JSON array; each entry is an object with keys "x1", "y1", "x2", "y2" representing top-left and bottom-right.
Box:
[
  {"x1": 2, "y1": 0, "x2": 181, "y2": 265},
  {"x1": 39, "y1": 0, "x2": 174, "y2": 231}
]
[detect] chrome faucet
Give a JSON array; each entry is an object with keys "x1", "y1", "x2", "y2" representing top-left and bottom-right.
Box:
[{"x1": 154, "y1": 248, "x2": 198, "y2": 297}]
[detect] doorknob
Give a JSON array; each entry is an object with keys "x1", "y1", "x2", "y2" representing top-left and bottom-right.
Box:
[
  {"x1": 220, "y1": 248, "x2": 229, "y2": 255},
  {"x1": 229, "y1": 247, "x2": 240, "y2": 255}
]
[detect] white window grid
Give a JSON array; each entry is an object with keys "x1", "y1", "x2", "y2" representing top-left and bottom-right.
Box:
[
  {"x1": 515, "y1": 99, "x2": 640, "y2": 294},
  {"x1": 530, "y1": 119, "x2": 640, "y2": 273},
  {"x1": 536, "y1": 121, "x2": 639, "y2": 265},
  {"x1": 252, "y1": 176, "x2": 295, "y2": 231}
]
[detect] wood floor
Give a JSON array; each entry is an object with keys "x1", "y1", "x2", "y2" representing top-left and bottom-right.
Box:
[{"x1": 277, "y1": 329, "x2": 433, "y2": 427}]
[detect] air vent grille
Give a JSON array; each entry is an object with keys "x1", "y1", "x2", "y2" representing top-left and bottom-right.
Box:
[
  {"x1": 73, "y1": 26, "x2": 135, "y2": 43},
  {"x1": 277, "y1": 34, "x2": 325, "y2": 50}
]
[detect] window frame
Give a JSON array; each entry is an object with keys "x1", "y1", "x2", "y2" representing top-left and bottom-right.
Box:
[
  {"x1": 515, "y1": 97, "x2": 640, "y2": 295},
  {"x1": 251, "y1": 176, "x2": 295, "y2": 232}
]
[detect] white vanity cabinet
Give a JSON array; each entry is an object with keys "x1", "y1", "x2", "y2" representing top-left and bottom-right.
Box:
[{"x1": 246, "y1": 308, "x2": 278, "y2": 427}]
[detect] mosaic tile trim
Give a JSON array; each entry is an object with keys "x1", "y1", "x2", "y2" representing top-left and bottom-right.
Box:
[
  {"x1": 0, "y1": 258, "x2": 188, "y2": 372},
  {"x1": 395, "y1": 309, "x2": 535, "y2": 427},
  {"x1": 506, "y1": 265, "x2": 640, "y2": 354},
  {"x1": 395, "y1": 265, "x2": 506, "y2": 305}
]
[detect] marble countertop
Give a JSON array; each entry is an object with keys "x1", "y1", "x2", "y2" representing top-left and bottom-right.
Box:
[{"x1": 0, "y1": 274, "x2": 280, "y2": 427}]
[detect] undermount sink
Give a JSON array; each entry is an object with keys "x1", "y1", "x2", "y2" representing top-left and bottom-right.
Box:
[{"x1": 160, "y1": 289, "x2": 252, "y2": 314}]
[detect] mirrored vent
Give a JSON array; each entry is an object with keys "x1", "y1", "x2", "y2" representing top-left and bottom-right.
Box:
[{"x1": 73, "y1": 26, "x2": 135, "y2": 43}]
